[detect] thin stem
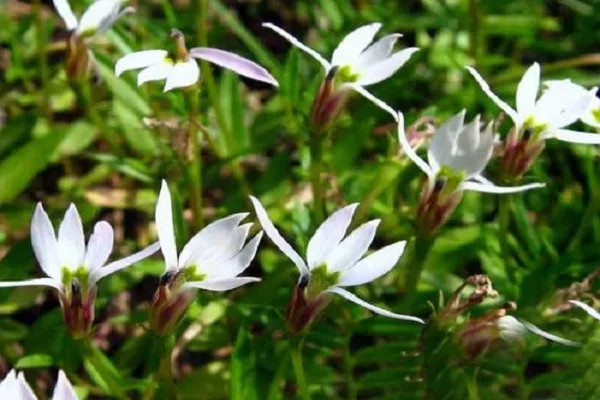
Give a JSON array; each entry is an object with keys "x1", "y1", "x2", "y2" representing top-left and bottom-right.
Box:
[
  {"x1": 266, "y1": 344, "x2": 289, "y2": 400},
  {"x1": 498, "y1": 196, "x2": 515, "y2": 283},
  {"x1": 468, "y1": 0, "x2": 481, "y2": 66},
  {"x1": 156, "y1": 350, "x2": 177, "y2": 400},
  {"x1": 308, "y1": 130, "x2": 325, "y2": 224},
  {"x1": 400, "y1": 236, "x2": 436, "y2": 311},
  {"x1": 465, "y1": 367, "x2": 480, "y2": 400},
  {"x1": 187, "y1": 88, "x2": 203, "y2": 229},
  {"x1": 289, "y1": 338, "x2": 311, "y2": 400}
]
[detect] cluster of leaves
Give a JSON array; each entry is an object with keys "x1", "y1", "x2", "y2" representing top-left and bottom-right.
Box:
[{"x1": 0, "y1": 0, "x2": 600, "y2": 399}]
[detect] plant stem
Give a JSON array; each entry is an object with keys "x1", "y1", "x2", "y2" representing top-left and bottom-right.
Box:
[
  {"x1": 465, "y1": 367, "x2": 480, "y2": 400},
  {"x1": 187, "y1": 88, "x2": 203, "y2": 230},
  {"x1": 468, "y1": 0, "x2": 481, "y2": 66},
  {"x1": 289, "y1": 338, "x2": 311, "y2": 400},
  {"x1": 498, "y1": 195, "x2": 514, "y2": 282},
  {"x1": 156, "y1": 349, "x2": 177, "y2": 400},
  {"x1": 353, "y1": 160, "x2": 401, "y2": 226},
  {"x1": 400, "y1": 236, "x2": 436, "y2": 311},
  {"x1": 308, "y1": 130, "x2": 325, "y2": 224}
]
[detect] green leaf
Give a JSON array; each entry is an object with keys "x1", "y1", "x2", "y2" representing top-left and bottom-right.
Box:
[
  {"x1": 230, "y1": 329, "x2": 260, "y2": 400},
  {"x1": 15, "y1": 353, "x2": 55, "y2": 369}
]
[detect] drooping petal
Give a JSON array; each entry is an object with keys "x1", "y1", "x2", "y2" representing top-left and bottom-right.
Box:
[
  {"x1": 52, "y1": 0, "x2": 78, "y2": 31},
  {"x1": 189, "y1": 47, "x2": 278, "y2": 86},
  {"x1": 466, "y1": 66, "x2": 520, "y2": 125},
  {"x1": 356, "y1": 47, "x2": 419, "y2": 86},
  {"x1": 210, "y1": 232, "x2": 263, "y2": 279},
  {"x1": 331, "y1": 23, "x2": 382, "y2": 67},
  {"x1": 391, "y1": 110, "x2": 434, "y2": 176},
  {"x1": 84, "y1": 221, "x2": 114, "y2": 272},
  {"x1": 496, "y1": 315, "x2": 527, "y2": 343},
  {"x1": 17, "y1": 372, "x2": 37, "y2": 400},
  {"x1": 338, "y1": 241, "x2": 406, "y2": 287},
  {"x1": 326, "y1": 219, "x2": 379, "y2": 273},
  {"x1": 462, "y1": 180, "x2": 545, "y2": 194},
  {"x1": 164, "y1": 59, "x2": 200, "y2": 92},
  {"x1": 178, "y1": 213, "x2": 249, "y2": 268},
  {"x1": 115, "y1": 50, "x2": 168, "y2": 76},
  {"x1": 30, "y1": 203, "x2": 61, "y2": 281},
  {"x1": 262, "y1": 23, "x2": 330, "y2": 70},
  {"x1": 521, "y1": 320, "x2": 579, "y2": 346},
  {"x1": 77, "y1": 0, "x2": 124, "y2": 36},
  {"x1": 249, "y1": 196, "x2": 309, "y2": 278},
  {"x1": 138, "y1": 62, "x2": 173, "y2": 86},
  {"x1": 52, "y1": 370, "x2": 78, "y2": 400},
  {"x1": 155, "y1": 180, "x2": 178, "y2": 270},
  {"x1": 516, "y1": 63, "x2": 540, "y2": 118},
  {"x1": 326, "y1": 287, "x2": 424, "y2": 323},
  {"x1": 183, "y1": 277, "x2": 261, "y2": 292},
  {"x1": 355, "y1": 34, "x2": 402, "y2": 70},
  {"x1": 0, "y1": 277, "x2": 61, "y2": 291},
  {"x1": 552, "y1": 129, "x2": 600, "y2": 144},
  {"x1": 89, "y1": 242, "x2": 161, "y2": 283},
  {"x1": 57, "y1": 204, "x2": 86, "y2": 270},
  {"x1": 306, "y1": 203, "x2": 358, "y2": 269},
  {"x1": 569, "y1": 300, "x2": 600, "y2": 321}
]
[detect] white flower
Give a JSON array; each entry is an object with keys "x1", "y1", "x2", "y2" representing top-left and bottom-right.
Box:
[
  {"x1": 0, "y1": 203, "x2": 159, "y2": 293},
  {"x1": 0, "y1": 370, "x2": 78, "y2": 400},
  {"x1": 115, "y1": 30, "x2": 278, "y2": 92},
  {"x1": 569, "y1": 300, "x2": 600, "y2": 321},
  {"x1": 249, "y1": 196, "x2": 423, "y2": 324},
  {"x1": 499, "y1": 316, "x2": 578, "y2": 347},
  {"x1": 544, "y1": 80, "x2": 600, "y2": 129},
  {"x1": 467, "y1": 63, "x2": 600, "y2": 144},
  {"x1": 262, "y1": 22, "x2": 418, "y2": 103},
  {"x1": 155, "y1": 180, "x2": 262, "y2": 292},
  {"x1": 52, "y1": 0, "x2": 132, "y2": 38}
]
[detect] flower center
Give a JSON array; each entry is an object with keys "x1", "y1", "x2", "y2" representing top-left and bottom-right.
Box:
[
  {"x1": 334, "y1": 65, "x2": 359, "y2": 85},
  {"x1": 436, "y1": 165, "x2": 467, "y2": 195},
  {"x1": 522, "y1": 117, "x2": 548, "y2": 140},
  {"x1": 61, "y1": 266, "x2": 90, "y2": 296},
  {"x1": 305, "y1": 264, "x2": 340, "y2": 299},
  {"x1": 592, "y1": 108, "x2": 600, "y2": 123}
]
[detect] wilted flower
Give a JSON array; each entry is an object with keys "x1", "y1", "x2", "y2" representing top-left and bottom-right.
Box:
[
  {"x1": 250, "y1": 196, "x2": 423, "y2": 334},
  {"x1": 0, "y1": 370, "x2": 77, "y2": 400},
  {"x1": 149, "y1": 180, "x2": 262, "y2": 335},
  {"x1": 0, "y1": 204, "x2": 159, "y2": 339},
  {"x1": 115, "y1": 29, "x2": 278, "y2": 92},
  {"x1": 570, "y1": 300, "x2": 600, "y2": 321},
  {"x1": 263, "y1": 22, "x2": 418, "y2": 129}
]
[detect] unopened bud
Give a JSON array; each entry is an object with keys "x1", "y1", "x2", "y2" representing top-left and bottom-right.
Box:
[
  {"x1": 310, "y1": 66, "x2": 350, "y2": 131},
  {"x1": 65, "y1": 34, "x2": 94, "y2": 83}
]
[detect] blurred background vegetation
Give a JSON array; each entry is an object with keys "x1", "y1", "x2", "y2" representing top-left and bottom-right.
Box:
[{"x1": 0, "y1": 0, "x2": 600, "y2": 398}]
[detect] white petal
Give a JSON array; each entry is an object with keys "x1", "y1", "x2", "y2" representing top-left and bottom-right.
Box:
[
  {"x1": 569, "y1": 300, "x2": 600, "y2": 321},
  {"x1": 466, "y1": 66, "x2": 520, "y2": 125},
  {"x1": 338, "y1": 241, "x2": 406, "y2": 287},
  {"x1": 138, "y1": 62, "x2": 173, "y2": 86},
  {"x1": 89, "y1": 242, "x2": 161, "y2": 283},
  {"x1": 356, "y1": 47, "x2": 419, "y2": 86},
  {"x1": 552, "y1": 129, "x2": 600, "y2": 144},
  {"x1": 198, "y1": 223, "x2": 252, "y2": 268},
  {"x1": 326, "y1": 219, "x2": 379, "y2": 273},
  {"x1": 17, "y1": 372, "x2": 37, "y2": 400},
  {"x1": 115, "y1": 50, "x2": 168, "y2": 76},
  {"x1": 182, "y1": 277, "x2": 260, "y2": 292},
  {"x1": 155, "y1": 180, "x2": 178, "y2": 270},
  {"x1": 52, "y1": 0, "x2": 78, "y2": 31},
  {"x1": 30, "y1": 203, "x2": 61, "y2": 281},
  {"x1": 208, "y1": 232, "x2": 263, "y2": 279},
  {"x1": 535, "y1": 88, "x2": 593, "y2": 129},
  {"x1": 427, "y1": 110, "x2": 467, "y2": 174},
  {"x1": 0, "y1": 370, "x2": 17, "y2": 397},
  {"x1": 262, "y1": 23, "x2": 331, "y2": 70},
  {"x1": 57, "y1": 204, "x2": 86, "y2": 270},
  {"x1": 0, "y1": 277, "x2": 61, "y2": 291},
  {"x1": 331, "y1": 23, "x2": 382, "y2": 67},
  {"x1": 326, "y1": 287, "x2": 424, "y2": 323},
  {"x1": 77, "y1": 0, "x2": 123, "y2": 35},
  {"x1": 52, "y1": 370, "x2": 78, "y2": 400},
  {"x1": 178, "y1": 213, "x2": 249, "y2": 269},
  {"x1": 307, "y1": 203, "x2": 358, "y2": 269},
  {"x1": 84, "y1": 221, "x2": 114, "y2": 272},
  {"x1": 164, "y1": 60, "x2": 200, "y2": 92},
  {"x1": 516, "y1": 63, "x2": 540, "y2": 118},
  {"x1": 349, "y1": 83, "x2": 396, "y2": 117},
  {"x1": 249, "y1": 196, "x2": 309, "y2": 279},
  {"x1": 392, "y1": 110, "x2": 434, "y2": 176},
  {"x1": 521, "y1": 320, "x2": 579, "y2": 346},
  {"x1": 462, "y1": 180, "x2": 545, "y2": 194},
  {"x1": 355, "y1": 34, "x2": 402, "y2": 70}
]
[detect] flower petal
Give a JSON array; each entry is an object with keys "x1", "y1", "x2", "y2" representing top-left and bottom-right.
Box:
[
  {"x1": 521, "y1": 320, "x2": 579, "y2": 346},
  {"x1": 356, "y1": 47, "x2": 419, "y2": 86},
  {"x1": 164, "y1": 60, "x2": 200, "y2": 92},
  {"x1": 77, "y1": 0, "x2": 124, "y2": 36},
  {"x1": 462, "y1": 181, "x2": 545, "y2": 194},
  {"x1": 569, "y1": 300, "x2": 600, "y2": 321},
  {"x1": 183, "y1": 277, "x2": 260, "y2": 292},
  {"x1": 198, "y1": 223, "x2": 252, "y2": 269},
  {"x1": 0, "y1": 370, "x2": 17, "y2": 397},
  {"x1": 30, "y1": 203, "x2": 61, "y2": 281},
  {"x1": 331, "y1": 23, "x2": 382, "y2": 67},
  {"x1": 0, "y1": 277, "x2": 61, "y2": 291},
  {"x1": 262, "y1": 23, "x2": 330, "y2": 70},
  {"x1": 516, "y1": 63, "x2": 540, "y2": 118},
  {"x1": 326, "y1": 219, "x2": 379, "y2": 273},
  {"x1": 52, "y1": 370, "x2": 78, "y2": 400},
  {"x1": 390, "y1": 110, "x2": 434, "y2": 176},
  {"x1": 249, "y1": 196, "x2": 309, "y2": 279},
  {"x1": 306, "y1": 203, "x2": 358, "y2": 269},
  {"x1": 552, "y1": 129, "x2": 600, "y2": 144},
  {"x1": 427, "y1": 110, "x2": 467, "y2": 174},
  {"x1": 190, "y1": 47, "x2": 278, "y2": 86},
  {"x1": 211, "y1": 232, "x2": 263, "y2": 279},
  {"x1": 89, "y1": 242, "x2": 160, "y2": 283},
  {"x1": 466, "y1": 66, "x2": 520, "y2": 125},
  {"x1": 57, "y1": 204, "x2": 86, "y2": 270},
  {"x1": 338, "y1": 241, "x2": 406, "y2": 287},
  {"x1": 535, "y1": 87, "x2": 593, "y2": 129},
  {"x1": 17, "y1": 372, "x2": 37, "y2": 400},
  {"x1": 356, "y1": 34, "x2": 402, "y2": 70},
  {"x1": 115, "y1": 50, "x2": 169, "y2": 76},
  {"x1": 155, "y1": 180, "x2": 178, "y2": 270},
  {"x1": 52, "y1": 0, "x2": 78, "y2": 31},
  {"x1": 84, "y1": 221, "x2": 114, "y2": 272},
  {"x1": 138, "y1": 61, "x2": 173, "y2": 86},
  {"x1": 326, "y1": 287, "x2": 424, "y2": 323}
]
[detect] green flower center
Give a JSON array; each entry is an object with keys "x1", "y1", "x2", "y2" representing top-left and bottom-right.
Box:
[
  {"x1": 522, "y1": 117, "x2": 548, "y2": 140},
  {"x1": 181, "y1": 265, "x2": 206, "y2": 283},
  {"x1": 61, "y1": 266, "x2": 90, "y2": 295},
  {"x1": 335, "y1": 65, "x2": 359, "y2": 85},
  {"x1": 306, "y1": 264, "x2": 340, "y2": 299},
  {"x1": 436, "y1": 165, "x2": 467, "y2": 196},
  {"x1": 592, "y1": 108, "x2": 600, "y2": 123}
]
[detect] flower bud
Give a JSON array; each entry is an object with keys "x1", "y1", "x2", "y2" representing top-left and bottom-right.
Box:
[
  {"x1": 310, "y1": 66, "x2": 351, "y2": 131},
  {"x1": 65, "y1": 34, "x2": 94, "y2": 83}
]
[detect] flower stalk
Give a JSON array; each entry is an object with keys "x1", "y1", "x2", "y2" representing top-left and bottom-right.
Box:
[
  {"x1": 289, "y1": 337, "x2": 311, "y2": 400},
  {"x1": 186, "y1": 87, "x2": 204, "y2": 230},
  {"x1": 400, "y1": 236, "x2": 436, "y2": 311}
]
